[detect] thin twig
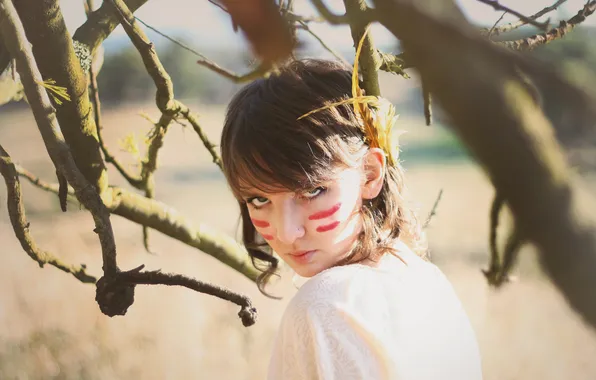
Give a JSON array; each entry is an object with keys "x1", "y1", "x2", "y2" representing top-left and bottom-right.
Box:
[
  {"x1": 18, "y1": 165, "x2": 56, "y2": 191},
  {"x1": 134, "y1": 16, "x2": 269, "y2": 83},
  {"x1": 482, "y1": 0, "x2": 568, "y2": 36},
  {"x1": 498, "y1": 1, "x2": 596, "y2": 51},
  {"x1": 90, "y1": 65, "x2": 143, "y2": 189},
  {"x1": 117, "y1": 265, "x2": 257, "y2": 326},
  {"x1": 196, "y1": 59, "x2": 270, "y2": 83},
  {"x1": 476, "y1": 0, "x2": 551, "y2": 31},
  {"x1": 178, "y1": 106, "x2": 223, "y2": 170},
  {"x1": 311, "y1": 0, "x2": 349, "y2": 24},
  {"x1": 110, "y1": 0, "x2": 178, "y2": 255},
  {"x1": 487, "y1": 11, "x2": 506, "y2": 38},
  {"x1": 423, "y1": 189, "x2": 443, "y2": 228},
  {"x1": 207, "y1": 0, "x2": 229, "y2": 13},
  {"x1": 422, "y1": 79, "x2": 432, "y2": 126},
  {"x1": 483, "y1": 191, "x2": 505, "y2": 284},
  {"x1": 134, "y1": 17, "x2": 210, "y2": 60},
  {"x1": 298, "y1": 20, "x2": 350, "y2": 66},
  {"x1": 86, "y1": 10, "x2": 143, "y2": 189},
  {"x1": 0, "y1": 144, "x2": 96, "y2": 284}
]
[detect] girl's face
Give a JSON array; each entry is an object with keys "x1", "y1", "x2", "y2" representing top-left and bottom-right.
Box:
[{"x1": 241, "y1": 150, "x2": 386, "y2": 278}]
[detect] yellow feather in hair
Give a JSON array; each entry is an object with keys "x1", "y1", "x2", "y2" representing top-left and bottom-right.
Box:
[{"x1": 298, "y1": 27, "x2": 400, "y2": 166}]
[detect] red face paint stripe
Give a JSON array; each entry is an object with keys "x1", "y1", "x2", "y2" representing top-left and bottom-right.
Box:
[
  {"x1": 316, "y1": 221, "x2": 340, "y2": 233},
  {"x1": 251, "y1": 218, "x2": 270, "y2": 228},
  {"x1": 262, "y1": 234, "x2": 274, "y2": 241},
  {"x1": 308, "y1": 203, "x2": 341, "y2": 220}
]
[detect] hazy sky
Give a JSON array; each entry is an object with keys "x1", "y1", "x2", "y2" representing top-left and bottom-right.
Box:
[{"x1": 60, "y1": 0, "x2": 595, "y2": 52}]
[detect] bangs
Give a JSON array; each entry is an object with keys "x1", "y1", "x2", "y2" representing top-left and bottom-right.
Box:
[{"x1": 225, "y1": 119, "x2": 339, "y2": 198}]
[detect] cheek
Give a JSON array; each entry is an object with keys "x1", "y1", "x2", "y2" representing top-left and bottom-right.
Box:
[
  {"x1": 249, "y1": 216, "x2": 274, "y2": 240},
  {"x1": 316, "y1": 221, "x2": 340, "y2": 233},
  {"x1": 309, "y1": 189, "x2": 362, "y2": 234},
  {"x1": 250, "y1": 218, "x2": 270, "y2": 228}
]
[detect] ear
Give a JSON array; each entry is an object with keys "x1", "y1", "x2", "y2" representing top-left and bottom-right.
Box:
[{"x1": 361, "y1": 148, "x2": 386, "y2": 200}]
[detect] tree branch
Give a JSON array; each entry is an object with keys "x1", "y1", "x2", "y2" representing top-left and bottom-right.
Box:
[
  {"x1": 108, "y1": 187, "x2": 259, "y2": 281},
  {"x1": 0, "y1": 145, "x2": 96, "y2": 284},
  {"x1": 482, "y1": 0, "x2": 568, "y2": 37},
  {"x1": 344, "y1": 0, "x2": 381, "y2": 97},
  {"x1": 311, "y1": 0, "x2": 349, "y2": 24},
  {"x1": 374, "y1": 0, "x2": 596, "y2": 329},
  {"x1": 0, "y1": 0, "x2": 119, "y2": 277},
  {"x1": 196, "y1": 59, "x2": 270, "y2": 83},
  {"x1": 498, "y1": 1, "x2": 596, "y2": 51},
  {"x1": 14, "y1": 0, "x2": 108, "y2": 197},
  {"x1": 476, "y1": 0, "x2": 551, "y2": 31},
  {"x1": 15, "y1": 169, "x2": 258, "y2": 281},
  {"x1": 298, "y1": 20, "x2": 350, "y2": 66},
  {"x1": 89, "y1": 57, "x2": 143, "y2": 189},
  {"x1": 114, "y1": 265, "x2": 257, "y2": 326},
  {"x1": 423, "y1": 188, "x2": 443, "y2": 228},
  {"x1": 73, "y1": 0, "x2": 148, "y2": 55},
  {"x1": 178, "y1": 106, "x2": 223, "y2": 170}
]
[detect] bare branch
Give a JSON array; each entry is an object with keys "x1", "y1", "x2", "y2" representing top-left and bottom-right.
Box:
[
  {"x1": 89, "y1": 57, "x2": 143, "y2": 189},
  {"x1": 109, "y1": 0, "x2": 173, "y2": 111},
  {"x1": 73, "y1": 0, "x2": 148, "y2": 55},
  {"x1": 486, "y1": 11, "x2": 506, "y2": 38},
  {"x1": 498, "y1": 1, "x2": 596, "y2": 51},
  {"x1": 15, "y1": 170, "x2": 258, "y2": 281},
  {"x1": 207, "y1": 0, "x2": 229, "y2": 14},
  {"x1": 476, "y1": 0, "x2": 551, "y2": 31},
  {"x1": 0, "y1": 0, "x2": 119, "y2": 276},
  {"x1": 483, "y1": 191, "x2": 505, "y2": 284},
  {"x1": 196, "y1": 59, "x2": 270, "y2": 83},
  {"x1": 108, "y1": 187, "x2": 259, "y2": 281},
  {"x1": 285, "y1": 11, "x2": 325, "y2": 23},
  {"x1": 114, "y1": 265, "x2": 257, "y2": 326},
  {"x1": 133, "y1": 16, "x2": 269, "y2": 84},
  {"x1": 178, "y1": 106, "x2": 223, "y2": 170},
  {"x1": 311, "y1": 0, "x2": 349, "y2": 24},
  {"x1": 0, "y1": 144, "x2": 96, "y2": 284},
  {"x1": 482, "y1": 0, "x2": 568, "y2": 37},
  {"x1": 423, "y1": 189, "x2": 443, "y2": 228},
  {"x1": 422, "y1": 79, "x2": 432, "y2": 125},
  {"x1": 344, "y1": 0, "x2": 381, "y2": 97},
  {"x1": 298, "y1": 20, "x2": 350, "y2": 66},
  {"x1": 374, "y1": 0, "x2": 596, "y2": 328},
  {"x1": 134, "y1": 17, "x2": 211, "y2": 61},
  {"x1": 14, "y1": 0, "x2": 108, "y2": 197},
  {"x1": 109, "y1": 0, "x2": 180, "y2": 254}
]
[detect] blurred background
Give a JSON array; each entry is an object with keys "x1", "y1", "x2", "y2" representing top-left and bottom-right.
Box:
[{"x1": 1, "y1": 0, "x2": 596, "y2": 379}]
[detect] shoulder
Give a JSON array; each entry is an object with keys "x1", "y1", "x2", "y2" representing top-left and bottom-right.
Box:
[{"x1": 284, "y1": 264, "x2": 363, "y2": 321}]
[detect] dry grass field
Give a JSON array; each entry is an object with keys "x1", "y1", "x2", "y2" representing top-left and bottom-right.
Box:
[{"x1": 1, "y1": 103, "x2": 596, "y2": 379}]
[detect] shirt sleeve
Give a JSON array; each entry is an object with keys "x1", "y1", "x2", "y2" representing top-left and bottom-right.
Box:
[{"x1": 268, "y1": 298, "x2": 392, "y2": 380}]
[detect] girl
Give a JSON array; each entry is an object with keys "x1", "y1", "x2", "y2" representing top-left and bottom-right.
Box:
[{"x1": 220, "y1": 59, "x2": 483, "y2": 380}]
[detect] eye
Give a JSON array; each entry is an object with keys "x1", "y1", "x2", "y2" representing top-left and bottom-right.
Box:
[
  {"x1": 247, "y1": 196, "x2": 270, "y2": 208},
  {"x1": 303, "y1": 186, "x2": 327, "y2": 199}
]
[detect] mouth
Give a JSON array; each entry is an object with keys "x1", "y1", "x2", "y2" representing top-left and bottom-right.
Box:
[
  {"x1": 287, "y1": 249, "x2": 317, "y2": 264},
  {"x1": 289, "y1": 250, "x2": 316, "y2": 257}
]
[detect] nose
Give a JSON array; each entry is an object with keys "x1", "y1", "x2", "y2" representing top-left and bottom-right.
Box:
[{"x1": 274, "y1": 198, "x2": 305, "y2": 245}]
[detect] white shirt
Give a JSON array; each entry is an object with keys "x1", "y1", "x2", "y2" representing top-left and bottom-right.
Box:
[{"x1": 267, "y1": 244, "x2": 483, "y2": 380}]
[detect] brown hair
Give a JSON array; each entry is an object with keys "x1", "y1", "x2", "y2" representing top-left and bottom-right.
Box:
[{"x1": 221, "y1": 59, "x2": 426, "y2": 296}]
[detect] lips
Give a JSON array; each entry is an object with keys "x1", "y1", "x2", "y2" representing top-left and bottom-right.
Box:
[
  {"x1": 287, "y1": 250, "x2": 316, "y2": 264},
  {"x1": 289, "y1": 250, "x2": 314, "y2": 256}
]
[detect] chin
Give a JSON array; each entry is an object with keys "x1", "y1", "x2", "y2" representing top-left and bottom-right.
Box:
[{"x1": 292, "y1": 262, "x2": 329, "y2": 278}]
